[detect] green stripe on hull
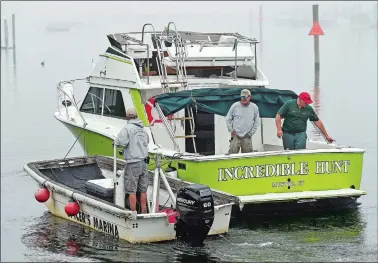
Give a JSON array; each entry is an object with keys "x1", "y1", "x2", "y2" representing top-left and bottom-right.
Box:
[
  {"x1": 129, "y1": 88, "x2": 149, "y2": 127},
  {"x1": 100, "y1": 54, "x2": 133, "y2": 64},
  {"x1": 63, "y1": 89, "x2": 150, "y2": 158},
  {"x1": 62, "y1": 122, "x2": 164, "y2": 169},
  {"x1": 62, "y1": 123, "x2": 123, "y2": 159}
]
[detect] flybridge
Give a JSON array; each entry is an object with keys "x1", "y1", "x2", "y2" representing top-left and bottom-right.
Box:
[
  {"x1": 112, "y1": 30, "x2": 259, "y2": 53},
  {"x1": 106, "y1": 22, "x2": 263, "y2": 92},
  {"x1": 111, "y1": 30, "x2": 259, "y2": 63}
]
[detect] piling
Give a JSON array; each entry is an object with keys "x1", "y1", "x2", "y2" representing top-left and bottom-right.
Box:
[
  {"x1": 310, "y1": 86, "x2": 321, "y2": 140},
  {"x1": 249, "y1": 9, "x2": 253, "y2": 37},
  {"x1": 314, "y1": 70, "x2": 320, "y2": 88},
  {"x1": 259, "y1": 5, "x2": 263, "y2": 67},
  {"x1": 4, "y1": 19, "x2": 9, "y2": 49},
  {"x1": 312, "y1": 4, "x2": 320, "y2": 75},
  {"x1": 12, "y1": 14, "x2": 15, "y2": 49}
]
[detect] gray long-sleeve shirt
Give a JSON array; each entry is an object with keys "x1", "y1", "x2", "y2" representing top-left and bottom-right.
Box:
[
  {"x1": 225, "y1": 101, "x2": 261, "y2": 138},
  {"x1": 114, "y1": 119, "x2": 149, "y2": 164}
]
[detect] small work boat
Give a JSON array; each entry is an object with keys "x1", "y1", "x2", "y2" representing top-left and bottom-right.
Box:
[{"x1": 24, "y1": 147, "x2": 235, "y2": 246}]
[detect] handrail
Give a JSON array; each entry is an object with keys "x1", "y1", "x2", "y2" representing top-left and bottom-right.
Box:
[
  {"x1": 166, "y1": 22, "x2": 179, "y2": 41},
  {"x1": 141, "y1": 23, "x2": 169, "y2": 90},
  {"x1": 155, "y1": 103, "x2": 180, "y2": 151},
  {"x1": 24, "y1": 164, "x2": 137, "y2": 220},
  {"x1": 160, "y1": 22, "x2": 188, "y2": 91},
  {"x1": 141, "y1": 23, "x2": 158, "y2": 43},
  {"x1": 141, "y1": 23, "x2": 159, "y2": 85},
  {"x1": 233, "y1": 38, "x2": 238, "y2": 80},
  {"x1": 127, "y1": 26, "x2": 260, "y2": 88},
  {"x1": 311, "y1": 121, "x2": 333, "y2": 144},
  {"x1": 254, "y1": 43, "x2": 258, "y2": 80},
  {"x1": 117, "y1": 31, "x2": 258, "y2": 44},
  {"x1": 166, "y1": 22, "x2": 180, "y2": 83},
  {"x1": 57, "y1": 81, "x2": 87, "y2": 127}
]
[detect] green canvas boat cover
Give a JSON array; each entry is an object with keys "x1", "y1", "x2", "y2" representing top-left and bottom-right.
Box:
[{"x1": 154, "y1": 87, "x2": 299, "y2": 118}]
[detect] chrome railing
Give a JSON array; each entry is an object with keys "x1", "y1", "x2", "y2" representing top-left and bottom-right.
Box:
[{"x1": 56, "y1": 79, "x2": 88, "y2": 127}]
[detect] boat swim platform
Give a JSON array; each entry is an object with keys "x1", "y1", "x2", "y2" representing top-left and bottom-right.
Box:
[{"x1": 236, "y1": 188, "x2": 366, "y2": 207}]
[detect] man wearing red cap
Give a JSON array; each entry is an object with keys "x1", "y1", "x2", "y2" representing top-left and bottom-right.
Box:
[{"x1": 275, "y1": 92, "x2": 334, "y2": 150}]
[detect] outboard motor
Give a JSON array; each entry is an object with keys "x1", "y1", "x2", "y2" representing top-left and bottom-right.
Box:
[{"x1": 174, "y1": 184, "x2": 215, "y2": 247}]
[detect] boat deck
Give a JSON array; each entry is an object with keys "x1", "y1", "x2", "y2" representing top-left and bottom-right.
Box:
[{"x1": 30, "y1": 156, "x2": 237, "y2": 208}]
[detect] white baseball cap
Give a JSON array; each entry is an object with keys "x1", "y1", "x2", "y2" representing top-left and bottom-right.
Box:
[
  {"x1": 126, "y1": 108, "x2": 137, "y2": 117},
  {"x1": 240, "y1": 89, "x2": 251, "y2": 97}
]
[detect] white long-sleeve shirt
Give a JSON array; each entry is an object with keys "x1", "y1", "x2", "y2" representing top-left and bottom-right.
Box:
[{"x1": 225, "y1": 101, "x2": 260, "y2": 138}]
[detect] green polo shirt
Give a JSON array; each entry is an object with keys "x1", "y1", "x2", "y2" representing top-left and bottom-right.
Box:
[{"x1": 277, "y1": 99, "x2": 319, "y2": 133}]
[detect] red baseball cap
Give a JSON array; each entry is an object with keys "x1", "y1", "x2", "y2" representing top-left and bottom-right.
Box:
[{"x1": 298, "y1": 92, "x2": 313, "y2": 104}]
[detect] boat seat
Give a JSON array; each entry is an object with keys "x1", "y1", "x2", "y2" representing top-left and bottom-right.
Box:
[
  {"x1": 85, "y1": 178, "x2": 114, "y2": 203},
  {"x1": 85, "y1": 173, "x2": 150, "y2": 212}
]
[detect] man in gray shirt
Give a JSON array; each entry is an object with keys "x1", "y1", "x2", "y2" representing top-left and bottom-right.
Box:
[
  {"x1": 225, "y1": 89, "x2": 260, "y2": 153},
  {"x1": 115, "y1": 108, "x2": 149, "y2": 213}
]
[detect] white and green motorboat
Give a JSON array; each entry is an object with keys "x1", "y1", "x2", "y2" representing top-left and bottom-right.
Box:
[{"x1": 54, "y1": 22, "x2": 366, "y2": 215}]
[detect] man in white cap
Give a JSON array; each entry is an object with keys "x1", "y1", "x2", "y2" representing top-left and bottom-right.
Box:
[
  {"x1": 225, "y1": 89, "x2": 260, "y2": 153},
  {"x1": 114, "y1": 108, "x2": 149, "y2": 213}
]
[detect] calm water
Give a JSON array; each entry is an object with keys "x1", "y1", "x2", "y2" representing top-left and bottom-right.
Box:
[{"x1": 1, "y1": 2, "x2": 377, "y2": 262}]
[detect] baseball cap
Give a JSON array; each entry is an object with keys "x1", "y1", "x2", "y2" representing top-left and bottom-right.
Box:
[
  {"x1": 298, "y1": 92, "x2": 313, "y2": 104},
  {"x1": 126, "y1": 108, "x2": 137, "y2": 117},
  {"x1": 240, "y1": 89, "x2": 251, "y2": 97}
]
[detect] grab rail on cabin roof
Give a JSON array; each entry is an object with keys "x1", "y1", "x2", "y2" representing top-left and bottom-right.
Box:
[
  {"x1": 161, "y1": 22, "x2": 188, "y2": 91},
  {"x1": 115, "y1": 31, "x2": 258, "y2": 45},
  {"x1": 56, "y1": 79, "x2": 88, "y2": 127},
  {"x1": 165, "y1": 22, "x2": 179, "y2": 42},
  {"x1": 117, "y1": 28, "x2": 261, "y2": 84},
  {"x1": 118, "y1": 29, "x2": 260, "y2": 82}
]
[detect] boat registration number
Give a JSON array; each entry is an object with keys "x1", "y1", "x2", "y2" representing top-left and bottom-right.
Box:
[{"x1": 272, "y1": 180, "x2": 304, "y2": 188}]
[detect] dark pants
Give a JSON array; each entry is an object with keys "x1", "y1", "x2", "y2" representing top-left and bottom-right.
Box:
[{"x1": 282, "y1": 131, "x2": 307, "y2": 150}]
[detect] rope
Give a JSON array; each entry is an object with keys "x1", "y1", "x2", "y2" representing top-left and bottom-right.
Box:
[
  {"x1": 162, "y1": 196, "x2": 171, "y2": 208},
  {"x1": 57, "y1": 77, "x2": 89, "y2": 159},
  {"x1": 190, "y1": 90, "x2": 198, "y2": 114},
  {"x1": 63, "y1": 123, "x2": 87, "y2": 159},
  {"x1": 73, "y1": 92, "x2": 88, "y2": 157},
  {"x1": 50, "y1": 168, "x2": 64, "y2": 185}
]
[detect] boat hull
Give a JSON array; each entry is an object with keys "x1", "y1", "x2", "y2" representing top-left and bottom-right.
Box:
[
  {"x1": 175, "y1": 152, "x2": 364, "y2": 196},
  {"x1": 24, "y1": 156, "x2": 233, "y2": 244},
  {"x1": 42, "y1": 189, "x2": 176, "y2": 243},
  {"x1": 60, "y1": 120, "x2": 366, "y2": 213},
  {"x1": 60, "y1": 121, "x2": 123, "y2": 159},
  {"x1": 173, "y1": 150, "x2": 366, "y2": 212},
  {"x1": 40, "y1": 188, "x2": 232, "y2": 243},
  {"x1": 232, "y1": 196, "x2": 360, "y2": 217}
]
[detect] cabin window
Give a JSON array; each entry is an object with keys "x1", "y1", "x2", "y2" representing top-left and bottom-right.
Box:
[
  {"x1": 182, "y1": 66, "x2": 234, "y2": 78},
  {"x1": 103, "y1": 89, "x2": 126, "y2": 119},
  {"x1": 80, "y1": 87, "x2": 104, "y2": 115}
]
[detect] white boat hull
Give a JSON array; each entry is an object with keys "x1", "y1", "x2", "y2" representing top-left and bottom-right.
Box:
[
  {"x1": 45, "y1": 188, "x2": 177, "y2": 243},
  {"x1": 26, "y1": 164, "x2": 233, "y2": 244}
]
